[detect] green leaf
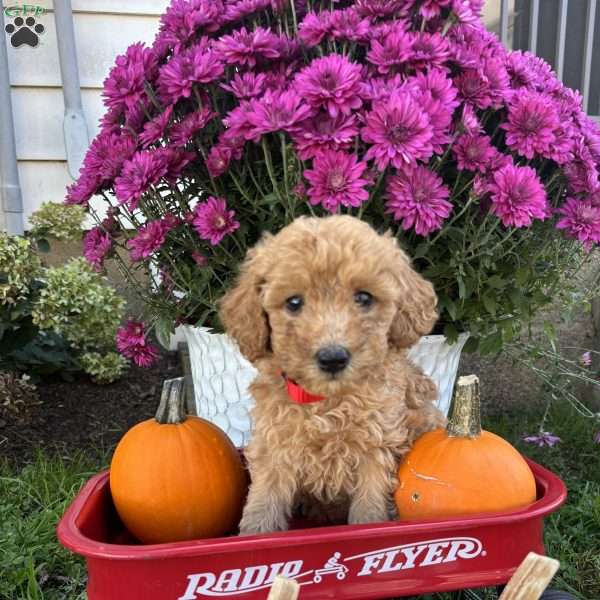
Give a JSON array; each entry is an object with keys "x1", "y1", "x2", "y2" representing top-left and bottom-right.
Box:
[
  {"x1": 487, "y1": 275, "x2": 505, "y2": 289},
  {"x1": 457, "y1": 277, "x2": 467, "y2": 300},
  {"x1": 478, "y1": 330, "x2": 503, "y2": 356},
  {"x1": 463, "y1": 336, "x2": 479, "y2": 353},
  {"x1": 413, "y1": 242, "x2": 430, "y2": 259},
  {"x1": 482, "y1": 294, "x2": 497, "y2": 316},
  {"x1": 36, "y1": 238, "x2": 50, "y2": 253},
  {"x1": 443, "y1": 322, "x2": 459, "y2": 343}
]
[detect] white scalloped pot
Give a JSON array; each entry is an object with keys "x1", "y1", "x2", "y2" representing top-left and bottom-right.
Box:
[{"x1": 183, "y1": 326, "x2": 469, "y2": 446}]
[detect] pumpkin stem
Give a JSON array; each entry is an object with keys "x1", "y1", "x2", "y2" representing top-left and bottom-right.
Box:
[
  {"x1": 447, "y1": 374, "x2": 481, "y2": 438},
  {"x1": 155, "y1": 378, "x2": 187, "y2": 424}
]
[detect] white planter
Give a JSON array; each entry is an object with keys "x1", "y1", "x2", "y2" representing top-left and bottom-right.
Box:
[{"x1": 183, "y1": 326, "x2": 468, "y2": 446}]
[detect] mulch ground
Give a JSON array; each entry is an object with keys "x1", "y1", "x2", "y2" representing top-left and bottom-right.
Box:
[{"x1": 1, "y1": 351, "x2": 180, "y2": 467}]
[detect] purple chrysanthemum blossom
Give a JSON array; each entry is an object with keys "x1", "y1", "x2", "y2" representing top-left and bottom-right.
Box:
[
  {"x1": 506, "y1": 51, "x2": 537, "y2": 90},
  {"x1": 362, "y1": 92, "x2": 433, "y2": 170},
  {"x1": 460, "y1": 103, "x2": 482, "y2": 134},
  {"x1": 156, "y1": 0, "x2": 222, "y2": 54},
  {"x1": 193, "y1": 196, "x2": 240, "y2": 245},
  {"x1": 222, "y1": 0, "x2": 271, "y2": 22},
  {"x1": 83, "y1": 227, "x2": 112, "y2": 271},
  {"x1": 158, "y1": 45, "x2": 223, "y2": 104},
  {"x1": 482, "y1": 57, "x2": 510, "y2": 108},
  {"x1": 523, "y1": 431, "x2": 562, "y2": 448},
  {"x1": 329, "y1": 8, "x2": 371, "y2": 43},
  {"x1": 385, "y1": 165, "x2": 452, "y2": 236},
  {"x1": 503, "y1": 91, "x2": 560, "y2": 159},
  {"x1": 191, "y1": 251, "x2": 208, "y2": 266},
  {"x1": 419, "y1": 0, "x2": 452, "y2": 18},
  {"x1": 577, "y1": 112, "x2": 600, "y2": 163},
  {"x1": 453, "y1": 133, "x2": 496, "y2": 172},
  {"x1": 298, "y1": 11, "x2": 332, "y2": 46},
  {"x1": 65, "y1": 174, "x2": 99, "y2": 206},
  {"x1": 294, "y1": 55, "x2": 363, "y2": 118},
  {"x1": 247, "y1": 89, "x2": 313, "y2": 135},
  {"x1": 222, "y1": 101, "x2": 260, "y2": 144},
  {"x1": 487, "y1": 164, "x2": 548, "y2": 228},
  {"x1": 215, "y1": 27, "x2": 281, "y2": 68},
  {"x1": 116, "y1": 320, "x2": 159, "y2": 368},
  {"x1": 102, "y1": 42, "x2": 157, "y2": 113},
  {"x1": 412, "y1": 91, "x2": 453, "y2": 154},
  {"x1": 451, "y1": 0, "x2": 482, "y2": 24},
  {"x1": 82, "y1": 132, "x2": 137, "y2": 185},
  {"x1": 139, "y1": 105, "x2": 174, "y2": 148},
  {"x1": 556, "y1": 197, "x2": 600, "y2": 250},
  {"x1": 367, "y1": 27, "x2": 413, "y2": 74},
  {"x1": 303, "y1": 150, "x2": 370, "y2": 212},
  {"x1": 409, "y1": 33, "x2": 449, "y2": 70},
  {"x1": 128, "y1": 218, "x2": 174, "y2": 262},
  {"x1": 356, "y1": 0, "x2": 406, "y2": 18},
  {"x1": 564, "y1": 142, "x2": 600, "y2": 195},
  {"x1": 206, "y1": 144, "x2": 234, "y2": 178},
  {"x1": 359, "y1": 74, "x2": 404, "y2": 102},
  {"x1": 412, "y1": 69, "x2": 459, "y2": 111},
  {"x1": 220, "y1": 72, "x2": 267, "y2": 99},
  {"x1": 114, "y1": 150, "x2": 169, "y2": 210},
  {"x1": 158, "y1": 148, "x2": 196, "y2": 184},
  {"x1": 455, "y1": 68, "x2": 494, "y2": 110},
  {"x1": 170, "y1": 107, "x2": 216, "y2": 146},
  {"x1": 291, "y1": 112, "x2": 359, "y2": 160}
]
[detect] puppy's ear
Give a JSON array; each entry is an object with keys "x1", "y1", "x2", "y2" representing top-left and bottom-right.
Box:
[
  {"x1": 386, "y1": 235, "x2": 438, "y2": 349},
  {"x1": 219, "y1": 235, "x2": 272, "y2": 362}
]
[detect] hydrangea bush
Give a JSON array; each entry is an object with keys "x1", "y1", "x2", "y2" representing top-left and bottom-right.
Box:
[
  {"x1": 68, "y1": 0, "x2": 600, "y2": 359},
  {"x1": 28, "y1": 202, "x2": 85, "y2": 243},
  {"x1": 0, "y1": 234, "x2": 127, "y2": 383}
]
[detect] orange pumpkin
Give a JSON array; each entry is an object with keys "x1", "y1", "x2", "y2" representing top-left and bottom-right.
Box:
[
  {"x1": 110, "y1": 378, "x2": 247, "y2": 544},
  {"x1": 395, "y1": 374, "x2": 536, "y2": 520}
]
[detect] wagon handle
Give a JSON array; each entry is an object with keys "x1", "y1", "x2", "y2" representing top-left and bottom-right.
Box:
[
  {"x1": 499, "y1": 552, "x2": 560, "y2": 600},
  {"x1": 267, "y1": 576, "x2": 300, "y2": 600}
]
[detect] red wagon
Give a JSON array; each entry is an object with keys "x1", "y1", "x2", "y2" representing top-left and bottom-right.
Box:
[{"x1": 57, "y1": 457, "x2": 567, "y2": 600}]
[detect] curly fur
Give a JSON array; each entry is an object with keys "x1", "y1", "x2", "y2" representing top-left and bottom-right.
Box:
[{"x1": 220, "y1": 216, "x2": 445, "y2": 534}]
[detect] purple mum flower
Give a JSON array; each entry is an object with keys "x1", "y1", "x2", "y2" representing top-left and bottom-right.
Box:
[
  {"x1": 303, "y1": 150, "x2": 370, "y2": 212},
  {"x1": 460, "y1": 104, "x2": 482, "y2": 135},
  {"x1": 193, "y1": 196, "x2": 240, "y2": 245},
  {"x1": 419, "y1": 0, "x2": 452, "y2": 18},
  {"x1": 356, "y1": 0, "x2": 406, "y2": 18},
  {"x1": 102, "y1": 42, "x2": 158, "y2": 113},
  {"x1": 291, "y1": 112, "x2": 359, "y2": 160},
  {"x1": 139, "y1": 105, "x2": 174, "y2": 148},
  {"x1": 487, "y1": 164, "x2": 548, "y2": 228},
  {"x1": 114, "y1": 150, "x2": 169, "y2": 210},
  {"x1": 523, "y1": 431, "x2": 562, "y2": 448},
  {"x1": 82, "y1": 132, "x2": 137, "y2": 185},
  {"x1": 298, "y1": 11, "x2": 332, "y2": 47},
  {"x1": 409, "y1": 33, "x2": 449, "y2": 70},
  {"x1": 367, "y1": 27, "x2": 413, "y2": 75},
  {"x1": 65, "y1": 174, "x2": 99, "y2": 206},
  {"x1": 170, "y1": 107, "x2": 215, "y2": 146},
  {"x1": 83, "y1": 227, "x2": 112, "y2": 271},
  {"x1": 222, "y1": 101, "x2": 260, "y2": 144},
  {"x1": 556, "y1": 197, "x2": 600, "y2": 250},
  {"x1": 220, "y1": 72, "x2": 267, "y2": 99},
  {"x1": 158, "y1": 44, "x2": 223, "y2": 104},
  {"x1": 565, "y1": 141, "x2": 600, "y2": 195},
  {"x1": 128, "y1": 217, "x2": 175, "y2": 262},
  {"x1": 247, "y1": 89, "x2": 313, "y2": 135},
  {"x1": 206, "y1": 144, "x2": 234, "y2": 177},
  {"x1": 116, "y1": 320, "x2": 159, "y2": 368},
  {"x1": 455, "y1": 68, "x2": 493, "y2": 110},
  {"x1": 294, "y1": 55, "x2": 363, "y2": 118},
  {"x1": 503, "y1": 92, "x2": 560, "y2": 159},
  {"x1": 412, "y1": 69, "x2": 460, "y2": 111},
  {"x1": 222, "y1": 0, "x2": 271, "y2": 22},
  {"x1": 453, "y1": 134, "x2": 496, "y2": 172},
  {"x1": 329, "y1": 8, "x2": 371, "y2": 43},
  {"x1": 215, "y1": 27, "x2": 281, "y2": 68},
  {"x1": 362, "y1": 92, "x2": 433, "y2": 170},
  {"x1": 385, "y1": 166, "x2": 452, "y2": 236}
]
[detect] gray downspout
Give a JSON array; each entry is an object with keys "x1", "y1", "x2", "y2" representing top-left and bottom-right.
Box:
[
  {"x1": 0, "y1": 9, "x2": 24, "y2": 235},
  {"x1": 54, "y1": 0, "x2": 89, "y2": 179}
]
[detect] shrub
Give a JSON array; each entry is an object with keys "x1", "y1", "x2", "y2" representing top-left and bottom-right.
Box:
[{"x1": 28, "y1": 202, "x2": 86, "y2": 242}]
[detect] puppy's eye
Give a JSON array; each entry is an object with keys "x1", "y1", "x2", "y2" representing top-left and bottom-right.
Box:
[
  {"x1": 285, "y1": 295, "x2": 304, "y2": 313},
  {"x1": 354, "y1": 291, "x2": 374, "y2": 309}
]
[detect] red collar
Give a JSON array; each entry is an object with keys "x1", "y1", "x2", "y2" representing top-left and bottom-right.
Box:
[{"x1": 282, "y1": 374, "x2": 326, "y2": 404}]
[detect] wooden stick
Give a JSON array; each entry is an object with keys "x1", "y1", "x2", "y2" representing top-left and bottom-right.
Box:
[
  {"x1": 499, "y1": 552, "x2": 560, "y2": 600},
  {"x1": 266, "y1": 576, "x2": 300, "y2": 600}
]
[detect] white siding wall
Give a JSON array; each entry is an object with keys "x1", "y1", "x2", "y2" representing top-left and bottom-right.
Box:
[{"x1": 4, "y1": 0, "x2": 169, "y2": 227}]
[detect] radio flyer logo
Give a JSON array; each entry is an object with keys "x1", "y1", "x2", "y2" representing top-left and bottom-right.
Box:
[
  {"x1": 178, "y1": 536, "x2": 486, "y2": 598},
  {"x1": 4, "y1": 5, "x2": 46, "y2": 48}
]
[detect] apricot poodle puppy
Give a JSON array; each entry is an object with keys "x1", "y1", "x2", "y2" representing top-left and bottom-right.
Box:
[{"x1": 220, "y1": 215, "x2": 445, "y2": 535}]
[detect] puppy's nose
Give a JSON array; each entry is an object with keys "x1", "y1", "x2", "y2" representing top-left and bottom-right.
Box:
[{"x1": 315, "y1": 345, "x2": 351, "y2": 374}]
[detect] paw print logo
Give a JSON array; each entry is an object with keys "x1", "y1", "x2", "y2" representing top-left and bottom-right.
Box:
[{"x1": 5, "y1": 16, "x2": 45, "y2": 48}]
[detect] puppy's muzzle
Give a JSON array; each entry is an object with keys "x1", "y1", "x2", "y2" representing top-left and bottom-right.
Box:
[{"x1": 315, "y1": 345, "x2": 351, "y2": 374}]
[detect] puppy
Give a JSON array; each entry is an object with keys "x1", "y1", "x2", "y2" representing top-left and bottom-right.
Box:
[{"x1": 220, "y1": 215, "x2": 445, "y2": 535}]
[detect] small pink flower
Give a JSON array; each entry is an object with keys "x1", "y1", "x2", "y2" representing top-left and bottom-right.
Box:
[
  {"x1": 116, "y1": 320, "x2": 159, "y2": 368},
  {"x1": 128, "y1": 217, "x2": 175, "y2": 262},
  {"x1": 83, "y1": 226, "x2": 112, "y2": 271},
  {"x1": 594, "y1": 430, "x2": 600, "y2": 444},
  {"x1": 192, "y1": 251, "x2": 208, "y2": 266},
  {"x1": 580, "y1": 351, "x2": 592, "y2": 367},
  {"x1": 523, "y1": 431, "x2": 562, "y2": 447},
  {"x1": 193, "y1": 197, "x2": 240, "y2": 245}
]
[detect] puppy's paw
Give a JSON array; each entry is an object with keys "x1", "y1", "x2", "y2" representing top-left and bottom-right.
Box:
[
  {"x1": 239, "y1": 511, "x2": 289, "y2": 536},
  {"x1": 348, "y1": 503, "x2": 390, "y2": 525}
]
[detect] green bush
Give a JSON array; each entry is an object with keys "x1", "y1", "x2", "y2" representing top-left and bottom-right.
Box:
[{"x1": 28, "y1": 201, "x2": 85, "y2": 242}]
